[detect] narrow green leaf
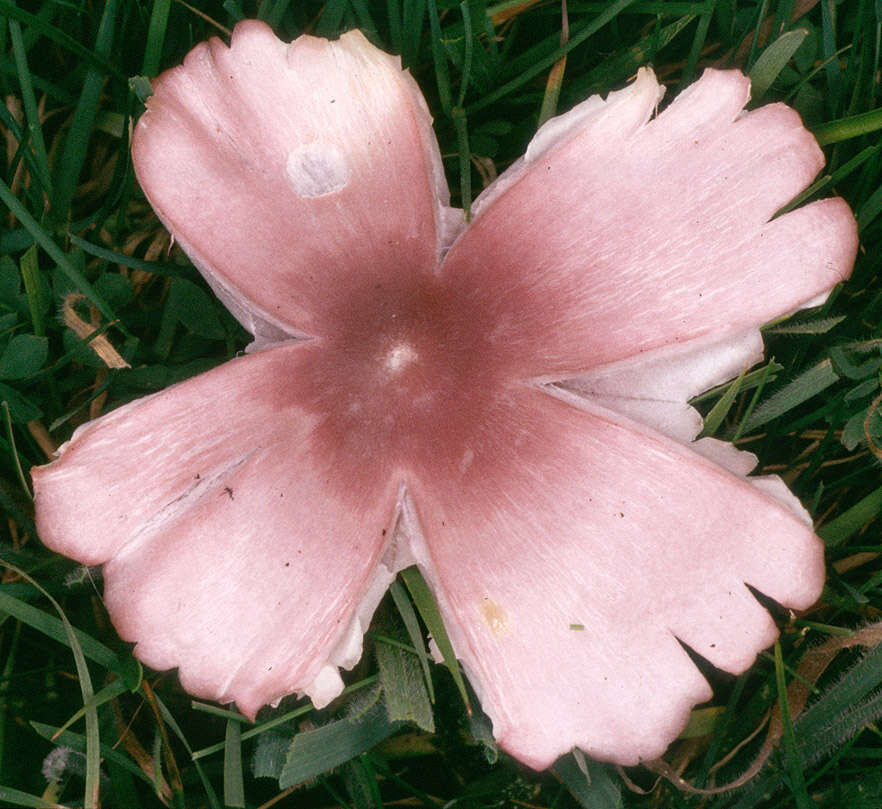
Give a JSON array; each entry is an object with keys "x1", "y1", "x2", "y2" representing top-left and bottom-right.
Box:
[
  {"x1": 2, "y1": 401, "x2": 30, "y2": 497},
  {"x1": 774, "y1": 640, "x2": 811, "y2": 809},
  {"x1": 2, "y1": 566, "x2": 101, "y2": 809},
  {"x1": 153, "y1": 692, "x2": 222, "y2": 809},
  {"x1": 818, "y1": 486, "x2": 882, "y2": 547},
  {"x1": 701, "y1": 365, "x2": 748, "y2": 437},
  {"x1": 348, "y1": 0, "x2": 378, "y2": 39},
  {"x1": 0, "y1": 586, "x2": 121, "y2": 672},
  {"x1": 400, "y1": 566, "x2": 470, "y2": 710},
  {"x1": 692, "y1": 360, "x2": 783, "y2": 403},
  {"x1": 749, "y1": 29, "x2": 809, "y2": 101},
  {"x1": 9, "y1": 20, "x2": 52, "y2": 196},
  {"x1": 798, "y1": 689, "x2": 882, "y2": 766},
  {"x1": 426, "y1": 0, "x2": 453, "y2": 115},
  {"x1": 389, "y1": 579, "x2": 435, "y2": 702},
  {"x1": 677, "y1": 0, "x2": 714, "y2": 88},
  {"x1": 0, "y1": 0, "x2": 124, "y2": 80},
  {"x1": 731, "y1": 358, "x2": 778, "y2": 442},
  {"x1": 142, "y1": 0, "x2": 173, "y2": 77},
  {"x1": 258, "y1": 0, "x2": 293, "y2": 27},
  {"x1": 314, "y1": 0, "x2": 347, "y2": 37},
  {"x1": 554, "y1": 749, "x2": 622, "y2": 809},
  {"x1": 50, "y1": 0, "x2": 118, "y2": 226},
  {"x1": 223, "y1": 719, "x2": 245, "y2": 808},
  {"x1": 457, "y1": 0, "x2": 475, "y2": 107},
  {"x1": 19, "y1": 245, "x2": 50, "y2": 337},
  {"x1": 813, "y1": 106, "x2": 882, "y2": 145},
  {"x1": 401, "y1": 0, "x2": 425, "y2": 69},
  {"x1": 279, "y1": 702, "x2": 400, "y2": 789},
  {"x1": 52, "y1": 679, "x2": 129, "y2": 739},
  {"x1": 0, "y1": 177, "x2": 119, "y2": 325},
  {"x1": 470, "y1": 0, "x2": 642, "y2": 113},
  {"x1": 191, "y1": 677, "x2": 378, "y2": 760},
  {"x1": 452, "y1": 106, "x2": 472, "y2": 217},
  {"x1": 776, "y1": 144, "x2": 881, "y2": 215},
  {"x1": 68, "y1": 233, "x2": 188, "y2": 277},
  {"x1": 0, "y1": 785, "x2": 65, "y2": 809},
  {"x1": 765, "y1": 316, "x2": 846, "y2": 335},
  {"x1": 794, "y1": 631, "x2": 882, "y2": 743},
  {"x1": 742, "y1": 359, "x2": 839, "y2": 432},
  {"x1": 386, "y1": 0, "x2": 403, "y2": 54},
  {"x1": 857, "y1": 180, "x2": 882, "y2": 231}
]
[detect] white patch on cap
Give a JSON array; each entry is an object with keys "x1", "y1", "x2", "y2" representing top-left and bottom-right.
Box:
[
  {"x1": 286, "y1": 142, "x2": 350, "y2": 197},
  {"x1": 384, "y1": 342, "x2": 418, "y2": 373}
]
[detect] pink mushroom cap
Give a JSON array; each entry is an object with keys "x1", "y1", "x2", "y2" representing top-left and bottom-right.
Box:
[{"x1": 32, "y1": 20, "x2": 857, "y2": 770}]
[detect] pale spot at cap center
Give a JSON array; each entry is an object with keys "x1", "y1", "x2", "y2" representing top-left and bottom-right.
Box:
[{"x1": 383, "y1": 342, "x2": 418, "y2": 373}]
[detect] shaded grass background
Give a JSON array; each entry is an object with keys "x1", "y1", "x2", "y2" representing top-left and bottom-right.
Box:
[{"x1": 1, "y1": 0, "x2": 882, "y2": 807}]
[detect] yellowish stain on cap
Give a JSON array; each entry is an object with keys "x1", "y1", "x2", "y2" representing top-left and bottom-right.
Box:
[{"x1": 481, "y1": 598, "x2": 508, "y2": 635}]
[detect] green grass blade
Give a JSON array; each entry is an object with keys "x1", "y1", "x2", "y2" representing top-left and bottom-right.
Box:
[
  {"x1": 389, "y1": 579, "x2": 435, "y2": 703},
  {"x1": 794, "y1": 632, "x2": 882, "y2": 742},
  {"x1": 553, "y1": 749, "x2": 621, "y2": 809},
  {"x1": 456, "y1": 0, "x2": 475, "y2": 108},
  {"x1": 678, "y1": 0, "x2": 715, "y2": 87},
  {"x1": 19, "y1": 245, "x2": 48, "y2": 337},
  {"x1": 742, "y1": 359, "x2": 840, "y2": 432},
  {"x1": 749, "y1": 28, "x2": 809, "y2": 101},
  {"x1": 49, "y1": 0, "x2": 118, "y2": 227},
  {"x1": 349, "y1": 0, "x2": 378, "y2": 40},
  {"x1": 401, "y1": 0, "x2": 425, "y2": 68},
  {"x1": 812, "y1": 107, "x2": 882, "y2": 146},
  {"x1": 191, "y1": 675, "x2": 377, "y2": 760},
  {"x1": 0, "y1": 585, "x2": 121, "y2": 671},
  {"x1": 0, "y1": 619, "x2": 21, "y2": 781},
  {"x1": 0, "y1": 0, "x2": 124, "y2": 81},
  {"x1": 258, "y1": 0, "x2": 292, "y2": 27},
  {"x1": 223, "y1": 719, "x2": 245, "y2": 808},
  {"x1": 774, "y1": 639, "x2": 811, "y2": 809},
  {"x1": 452, "y1": 106, "x2": 472, "y2": 216},
  {"x1": 0, "y1": 785, "x2": 65, "y2": 809},
  {"x1": 8, "y1": 19, "x2": 52, "y2": 196},
  {"x1": 426, "y1": 0, "x2": 453, "y2": 115},
  {"x1": 818, "y1": 485, "x2": 882, "y2": 547},
  {"x1": 142, "y1": 0, "x2": 173, "y2": 77},
  {"x1": 52, "y1": 679, "x2": 128, "y2": 739},
  {"x1": 68, "y1": 233, "x2": 190, "y2": 277},
  {"x1": 701, "y1": 365, "x2": 748, "y2": 437},
  {"x1": 0, "y1": 177, "x2": 120, "y2": 325},
  {"x1": 2, "y1": 566, "x2": 100, "y2": 809},
  {"x1": 2, "y1": 402, "x2": 31, "y2": 497},
  {"x1": 279, "y1": 701, "x2": 400, "y2": 789},
  {"x1": 386, "y1": 0, "x2": 402, "y2": 53},
  {"x1": 469, "y1": 0, "x2": 640, "y2": 113},
  {"x1": 153, "y1": 692, "x2": 222, "y2": 809},
  {"x1": 400, "y1": 566, "x2": 470, "y2": 711}
]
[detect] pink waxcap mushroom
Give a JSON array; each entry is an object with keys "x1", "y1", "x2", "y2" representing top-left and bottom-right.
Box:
[{"x1": 33, "y1": 19, "x2": 857, "y2": 770}]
